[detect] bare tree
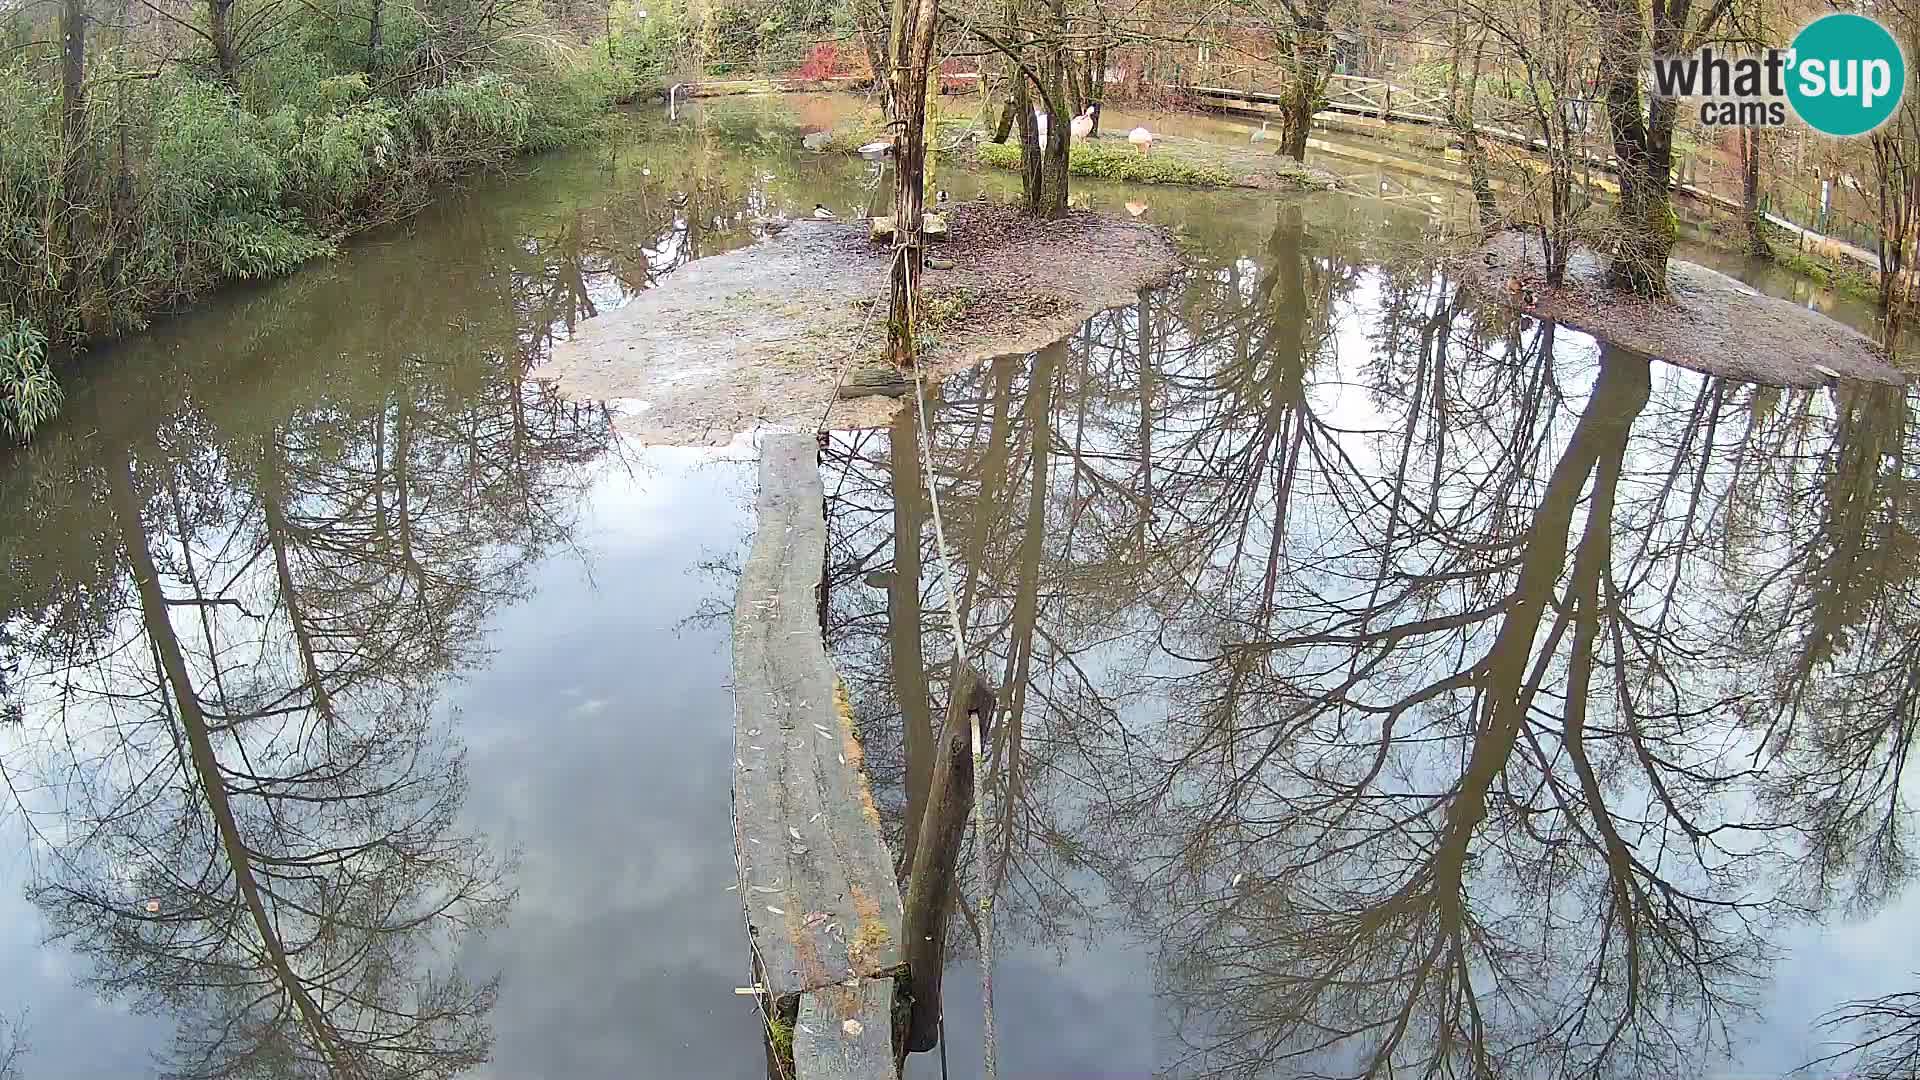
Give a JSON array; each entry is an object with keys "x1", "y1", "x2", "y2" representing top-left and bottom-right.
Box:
[{"x1": 1585, "y1": 0, "x2": 1733, "y2": 294}]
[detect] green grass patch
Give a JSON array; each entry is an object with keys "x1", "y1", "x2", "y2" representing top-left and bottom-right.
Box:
[
  {"x1": 976, "y1": 140, "x2": 1239, "y2": 187},
  {"x1": 767, "y1": 1015, "x2": 795, "y2": 1070},
  {"x1": 1773, "y1": 243, "x2": 1882, "y2": 302}
]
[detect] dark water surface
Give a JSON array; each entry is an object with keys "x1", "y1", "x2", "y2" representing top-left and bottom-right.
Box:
[{"x1": 0, "y1": 94, "x2": 1913, "y2": 1080}]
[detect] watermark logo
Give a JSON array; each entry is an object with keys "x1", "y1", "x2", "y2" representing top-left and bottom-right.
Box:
[{"x1": 1650, "y1": 13, "x2": 1906, "y2": 136}]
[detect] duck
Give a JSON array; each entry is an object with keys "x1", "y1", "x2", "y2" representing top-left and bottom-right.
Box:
[
  {"x1": 1128, "y1": 126, "x2": 1154, "y2": 154},
  {"x1": 813, "y1": 204, "x2": 836, "y2": 220},
  {"x1": 1069, "y1": 106, "x2": 1095, "y2": 140},
  {"x1": 1250, "y1": 120, "x2": 1271, "y2": 143},
  {"x1": 759, "y1": 216, "x2": 791, "y2": 236},
  {"x1": 937, "y1": 189, "x2": 951, "y2": 207}
]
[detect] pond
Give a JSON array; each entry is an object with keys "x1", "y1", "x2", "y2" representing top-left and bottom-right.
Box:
[{"x1": 0, "y1": 92, "x2": 1912, "y2": 1080}]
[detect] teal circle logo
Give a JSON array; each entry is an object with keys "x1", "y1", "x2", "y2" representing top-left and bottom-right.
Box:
[{"x1": 1787, "y1": 13, "x2": 1906, "y2": 136}]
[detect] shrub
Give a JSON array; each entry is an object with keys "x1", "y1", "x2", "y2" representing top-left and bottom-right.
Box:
[
  {"x1": 269, "y1": 92, "x2": 401, "y2": 228},
  {"x1": 791, "y1": 41, "x2": 844, "y2": 81},
  {"x1": 403, "y1": 75, "x2": 534, "y2": 173},
  {"x1": 145, "y1": 76, "x2": 289, "y2": 218},
  {"x1": 0, "y1": 1, "x2": 651, "y2": 439},
  {"x1": 126, "y1": 76, "x2": 333, "y2": 294},
  {"x1": 0, "y1": 66, "x2": 59, "y2": 302},
  {"x1": 0, "y1": 315, "x2": 58, "y2": 441},
  {"x1": 520, "y1": 47, "x2": 632, "y2": 152},
  {"x1": 609, "y1": 0, "x2": 696, "y2": 89}
]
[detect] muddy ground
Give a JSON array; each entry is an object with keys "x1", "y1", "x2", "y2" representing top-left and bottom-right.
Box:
[
  {"x1": 1459, "y1": 230, "x2": 1906, "y2": 387},
  {"x1": 540, "y1": 203, "x2": 1182, "y2": 445}
]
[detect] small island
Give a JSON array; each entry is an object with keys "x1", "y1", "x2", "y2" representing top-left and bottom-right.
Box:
[
  {"x1": 540, "y1": 201, "x2": 1181, "y2": 444},
  {"x1": 1460, "y1": 230, "x2": 1904, "y2": 388}
]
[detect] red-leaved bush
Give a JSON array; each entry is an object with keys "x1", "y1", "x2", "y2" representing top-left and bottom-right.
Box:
[{"x1": 792, "y1": 43, "x2": 843, "y2": 81}]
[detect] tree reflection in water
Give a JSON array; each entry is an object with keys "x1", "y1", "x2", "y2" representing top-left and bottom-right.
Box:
[
  {"x1": 824, "y1": 199, "x2": 1919, "y2": 1079},
  {"x1": 0, "y1": 243, "x2": 620, "y2": 1077}
]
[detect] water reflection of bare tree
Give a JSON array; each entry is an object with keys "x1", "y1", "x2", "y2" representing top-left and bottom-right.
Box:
[
  {"x1": 0, "y1": 1015, "x2": 23, "y2": 1080},
  {"x1": 824, "y1": 196, "x2": 1920, "y2": 1078},
  {"x1": 4, "y1": 345, "x2": 615, "y2": 1078},
  {"x1": 1811, "y1": 988, "x2": 1920, "y2": 1080},
  {"x1": 516, "y1": 164, "x2": 757, "y2": 353}
]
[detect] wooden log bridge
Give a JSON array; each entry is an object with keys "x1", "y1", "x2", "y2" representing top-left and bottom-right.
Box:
[{"x1": 733, "y1": 433, "x2": 905, "y2": 1080}]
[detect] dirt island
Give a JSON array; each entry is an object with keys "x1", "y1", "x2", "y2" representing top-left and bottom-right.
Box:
[
  {"x1": 1459, "y1": 230, "x2": 1907, "y2": 388},
  {"x1": 538, "y1": 202, "x2": 1182, "y2": 445}
]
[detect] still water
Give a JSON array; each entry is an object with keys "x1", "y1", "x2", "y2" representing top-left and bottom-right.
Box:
[{"x1": 0, "y1": 93, "x2": 1913, "y2": 1079}]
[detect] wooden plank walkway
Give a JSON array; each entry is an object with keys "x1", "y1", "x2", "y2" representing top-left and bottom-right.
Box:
[{"x1": 733, "y1": 433, "x2": 903, "y2": 1079}]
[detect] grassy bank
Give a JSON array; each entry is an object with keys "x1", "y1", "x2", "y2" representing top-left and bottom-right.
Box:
[
  {"x1": 1770, "y1": 242, "x2": 1883, "y2": 303},
  {"x1": 0, "y1": 0, "x2": 739, "y2": 438},
  {"x1": 972, "y1": 135, "x2": 1332, "y2": 191}
]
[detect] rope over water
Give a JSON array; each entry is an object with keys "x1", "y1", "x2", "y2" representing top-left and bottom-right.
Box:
[
  {"x1": 812, "y1": 211, "x2": 1001, "y2": 1080},
  {"x1": 904, "y1": 278, "x2": 999, "y2": 1080}
]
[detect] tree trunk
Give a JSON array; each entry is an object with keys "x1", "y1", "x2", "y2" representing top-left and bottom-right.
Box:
[
  {"x1": 1037, "y1": 98, "x2": 1068, "y2": 216},
  {"x1": 1012, "y1": 74, "x2": 1046, "y2": 213},
  {"x1": 1871, "y1": 128, "x2": 1914, "y2": 315},
  {"x1": 1741, "y1": 128, "x2": 1771, "y2": 258},
  {"x1": 900, "y1": 664, "x2": 993, "y2": 1054},
  {"x1": 1445, "y1": 14, "x2": 1498, "y2": 231},
  {"x1": 60, "y1": 0, "x2": 86, "y2": 156},
  {"x1": 1592, "y1": 0, "x2": 1679, "y2": 295},
  {"x1": 883, "y1": 0, "x2": 939, "y2": 367},
  {"x1": 1025, "y1": 0, "x2": 1070, "y2": 219},
  {"x1": 1277, "y1": 11, "x2": 1331, "y2": 161},
  {"x1": 889, "y1": 408, "x2": 934, "y2": 873},
  {"x1": 1087, "y1": 43, "x2": 1105, "y2": 135},
  {"x1": 210, "y1": 0, "x2": 235, "y2": 80},
  {"x1": 369, "y1": 0, "x2": 383, "y2": 73}
]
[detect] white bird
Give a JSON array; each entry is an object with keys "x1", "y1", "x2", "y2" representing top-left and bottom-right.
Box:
[
  {"x1": 813, "y1": 204, "x2": 836, "y2": 219},
  {"x1": 1034, "y1": 108, "x2": 1050, "y2": 147},
  {"x1": 1251, "y1": 120, "x2": 1271, "y2": 143},
  {"x1": 1069, "y1": 106, "x2": 1095, "y2": 140},
  {"x1": 1128, "y1": 126, "x2": 1154, "y2": 154}
]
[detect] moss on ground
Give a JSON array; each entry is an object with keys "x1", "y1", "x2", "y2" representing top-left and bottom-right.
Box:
[{"x1": 766, "y1": 1014, "x2": 795, "y2": 1070}]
